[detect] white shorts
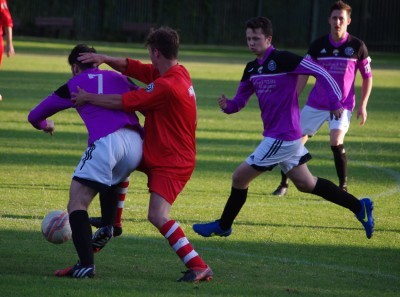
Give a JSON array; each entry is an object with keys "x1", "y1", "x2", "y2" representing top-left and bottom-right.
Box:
[
  {"x1": 300, "y1": 105, "x2": 352, "y2": 137},
  {"x1": 245, "y1": 137, "x2": 311, "y2": 174},
  {"x1": 73, "y1": 128, "x2": 143, "y2": 188}
]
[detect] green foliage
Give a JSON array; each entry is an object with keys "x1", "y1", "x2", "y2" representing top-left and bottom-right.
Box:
[{"x1": 0, "y1": 39, "x2": 399, "y2": 297}]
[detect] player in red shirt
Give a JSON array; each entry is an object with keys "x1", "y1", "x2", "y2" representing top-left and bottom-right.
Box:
[
  {"x1": 0, "y1": 0, "x2": 15, "y2": 100},
  {"x1": 72, "y1": 27, "x2": 213, "y2": 283}
]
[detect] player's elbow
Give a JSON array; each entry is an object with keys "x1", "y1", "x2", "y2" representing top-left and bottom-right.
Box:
[{"x1": 27, "y1": 113, "x2": 39, "y2": 129}]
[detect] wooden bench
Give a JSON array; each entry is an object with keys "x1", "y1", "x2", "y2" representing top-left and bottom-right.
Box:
[
  {"x1": 122, "y1": 22, "x2": 156, "y2": 42},
  {"x1": 35, "y1": 17, "x2": 74, "y2": 38}
]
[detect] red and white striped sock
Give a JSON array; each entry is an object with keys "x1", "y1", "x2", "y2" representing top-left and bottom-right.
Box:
[
  {"x1": 115, "y1": 177, "x2": 129, "y2": 228},
  {"x1": 160, "y1": 220, "x2": 207, "y2": 269}
]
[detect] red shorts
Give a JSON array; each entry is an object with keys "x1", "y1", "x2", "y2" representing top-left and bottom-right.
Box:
[{"x1": 147, "y1": 173, "x2": 189, "y2": 204}]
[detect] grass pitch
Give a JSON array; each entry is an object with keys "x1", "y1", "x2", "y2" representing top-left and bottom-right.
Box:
[{"x1": 0, "y1": 38, "x2": 399, "y2": 297}]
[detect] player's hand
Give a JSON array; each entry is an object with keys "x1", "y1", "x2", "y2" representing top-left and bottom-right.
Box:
[
  {"x1": 356, "y1": 105, "x2": 367, "y2": 126},
  {"x1": 43, "y1": 120, "x2": 55, "y2": 135},
  {"x1": 71, "y1": 86, "x2": 89, "y2": 107},
  {"x1": 330, "y1": 107, "x2": 344, "y2": 120},
  {"x1": 77, "y1": 53, "x2": 107, "y2": 67},
  {"x1": 218, "y1": 94, "x2": 228, "y2": 110},
  {"x1": 5, "y1": 43, "x2": 15, "y2": 57}
]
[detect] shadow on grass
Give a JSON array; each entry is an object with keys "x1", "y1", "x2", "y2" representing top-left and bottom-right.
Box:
[
  {"x1": 1, "y1": 212, "x2": 399, "y2": 242},
  {"x1": 0, "y1": 228, "x2": 398, "y2": 297}
]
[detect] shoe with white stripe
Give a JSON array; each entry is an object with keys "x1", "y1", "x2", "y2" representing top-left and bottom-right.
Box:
[
  {"x1": 54, "y1": 262, "x2": 95, "y2": 278},
  {"x1": 92, "y1": 225, "x2": 113, "y2": 253}
]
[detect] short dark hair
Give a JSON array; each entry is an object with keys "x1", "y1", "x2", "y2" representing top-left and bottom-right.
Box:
[
  {"x1": 329, "y1": 1, "x2": 352, "y2": 17},
  {"x1": 68, "y1": 44, "x2": 96, "y2": 70},
  {"x1": 145, "y1": 27, "x2": 179, "y2": 60},
  {"x1": 246, "y1": 17, "x2": 273, "y2": 37}
]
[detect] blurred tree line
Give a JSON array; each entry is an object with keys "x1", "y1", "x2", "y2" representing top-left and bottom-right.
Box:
[{"x1": 8, "y1": 0, "x2": 400, "y2": 52}]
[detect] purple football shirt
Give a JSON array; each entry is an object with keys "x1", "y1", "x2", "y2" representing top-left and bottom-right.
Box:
[
  {"x1": 305, "y1": 33, "x2": 372, "y2": 111},
  {"x1": 223, "y1": 46, "x2": 342, "y2": 141},
  {"x1": 28, "y1": 68, "x2": 143, "y2": 146}
]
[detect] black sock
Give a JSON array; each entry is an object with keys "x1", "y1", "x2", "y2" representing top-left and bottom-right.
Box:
[
  {"x1": 280, "y1": 170, "x2": 289, "y2": 186},
  {"x1": 219, "y1": 187, "x2": 248, "y2": 230},
  {"x1": 331, "y1": 145, "x2": 347, "y2": 187},
  {"x1": 69, "y1": 210, "x2": 94, "y2": 266},
  {"x1": 312, "y1": 177, "x2": 361, "y2": 214},
  {"x1": 99, "y1": 185, "x2": 119, "y2": 226}
]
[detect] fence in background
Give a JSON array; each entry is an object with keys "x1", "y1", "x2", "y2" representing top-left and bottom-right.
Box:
[{"x1": 8, "y1": 0, "x2": 400, "y2": 52}]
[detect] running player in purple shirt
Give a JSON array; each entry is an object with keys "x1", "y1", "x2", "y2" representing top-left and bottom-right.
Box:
[
  {"x1": 192, "y1": 17, "x2": 374, "y2": 241},
  {"x1": 273, "y1": 1, "x2": 372, "y2": 196},
  {"x1": 28, "y1": 44, "x2": 143, "y2": 278}
]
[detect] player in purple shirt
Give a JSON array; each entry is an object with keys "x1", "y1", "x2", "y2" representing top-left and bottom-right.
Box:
[
  {"x1": 192, "y1": 17, "x2": 374, "y2": 241},
  {"x1": 273, "y1": 1, "x2": 373, "y2": 196},
  {"x1": 28, "y1": 44, "x2": 143, "y2": 278}
]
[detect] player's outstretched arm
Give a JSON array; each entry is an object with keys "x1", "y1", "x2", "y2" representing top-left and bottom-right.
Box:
[
  {"x1": 72, "y1": 86, "x2": 123, "y2": 110},
  {"x1": 78, "y1": 53, "x2": 128, "y2": 73}
]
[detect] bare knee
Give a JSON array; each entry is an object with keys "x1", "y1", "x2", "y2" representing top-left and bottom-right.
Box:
[
  {"x1": 147, "y1": 212, "x2": 159, "y2": 227},
  {"x1": 287, "y1": 168, "x2": 317, "y2": 193},
  {"x1": 232, "y1": 171, "x2": 244, "y2": 187},
  {"x1": 293, "y1": 180, "x2": 313, "y2": 193},
  {"x1": 147, "y1": 210, "x2": 169, "y2": 229},
  {"x1": 231, "y1": 163, "x2": 261, "y2": 189}
]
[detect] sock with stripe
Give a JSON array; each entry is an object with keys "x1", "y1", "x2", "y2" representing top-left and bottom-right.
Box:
[
  {"x1": 160, "y1": 220, "x2": 207, "y2": 269},
  {"x1": 115, "y1": 177, "x2": 129, "y2": 228}
]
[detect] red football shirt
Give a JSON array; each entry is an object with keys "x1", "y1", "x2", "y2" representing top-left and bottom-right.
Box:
[
  {"x1": 0, "y1": 0, "x2": 13, "y2": 36},
  {"x1": 122, "y1": 59, "x2": 197, "y2": 179}
]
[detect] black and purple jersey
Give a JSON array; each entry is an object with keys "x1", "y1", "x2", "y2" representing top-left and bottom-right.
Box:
[
  {"x1": 223, "y1": 46, "x2": 342, "y2": 141},
  {"x1": 305, "y1": 33, "x2": 372, "y2": 111},
  {"x1": 28, "y1": 68, "x2": 143, "y2": 146}
]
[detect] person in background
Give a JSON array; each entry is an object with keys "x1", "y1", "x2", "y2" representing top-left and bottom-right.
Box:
[
  {"x1": 272, "y1": 0, "x2": 372, "y2": 196},
  {"x1": 72, "y1": 27, "x2": 214, "y2": 283},
  {"x1": 28, "y1": 44, "x2": 143, "y2": 278},
  {"x1": 192, "y1": 17, "x2": 374, "y2": 243},
  {"x1": 0, "y1": 0, "x2": 15, "y2": 101}
]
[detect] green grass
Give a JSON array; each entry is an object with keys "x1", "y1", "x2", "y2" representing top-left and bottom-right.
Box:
[{"x1": 0, "y1": 38, "x2": 399, "y2": 297}]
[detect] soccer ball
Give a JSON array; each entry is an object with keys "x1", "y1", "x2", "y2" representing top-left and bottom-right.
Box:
[{"x1": 41, "y1": 210, "x2": 72, "y2": 244}]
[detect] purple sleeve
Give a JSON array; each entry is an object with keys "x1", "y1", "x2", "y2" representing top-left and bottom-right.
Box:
[
  {"x1": 28, "y1": 92, "x2": 74, "y2": 130},
  {"x1": 357, "y1": 57, "x2": 372, "y2": 79},
  {"x1": 223, "y1": 80, "x2": 254, "y2": 114},
  {"x1": 295, "y1": 58, "x2": 343, "y2": 110}
]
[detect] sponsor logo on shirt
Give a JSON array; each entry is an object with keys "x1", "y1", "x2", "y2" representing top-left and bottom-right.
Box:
[
  {"x1": 344, "y1": 46, "x2": 355, "y2": 56},
  {"x1": 333, "y1": 49, "x2": 340, "y2": 56},
  {"x1": 248, "y1": 67, "x2": 254, "y2": 72},
  {"x1": 145, "y1": 83, "x2": 154, "y2": 92},
  {"x1": 257, "y1": 66, "x2": 264, "y2": 73},
  {"x1": 320, "y1": 48, "x2": 327, "y2": 54},
  {"x1": 188, "y1": 85, "x2": 196, "y2": 101},
  {"x1": 267, "y1": 60, "x2": 277, "y2": 71}
]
